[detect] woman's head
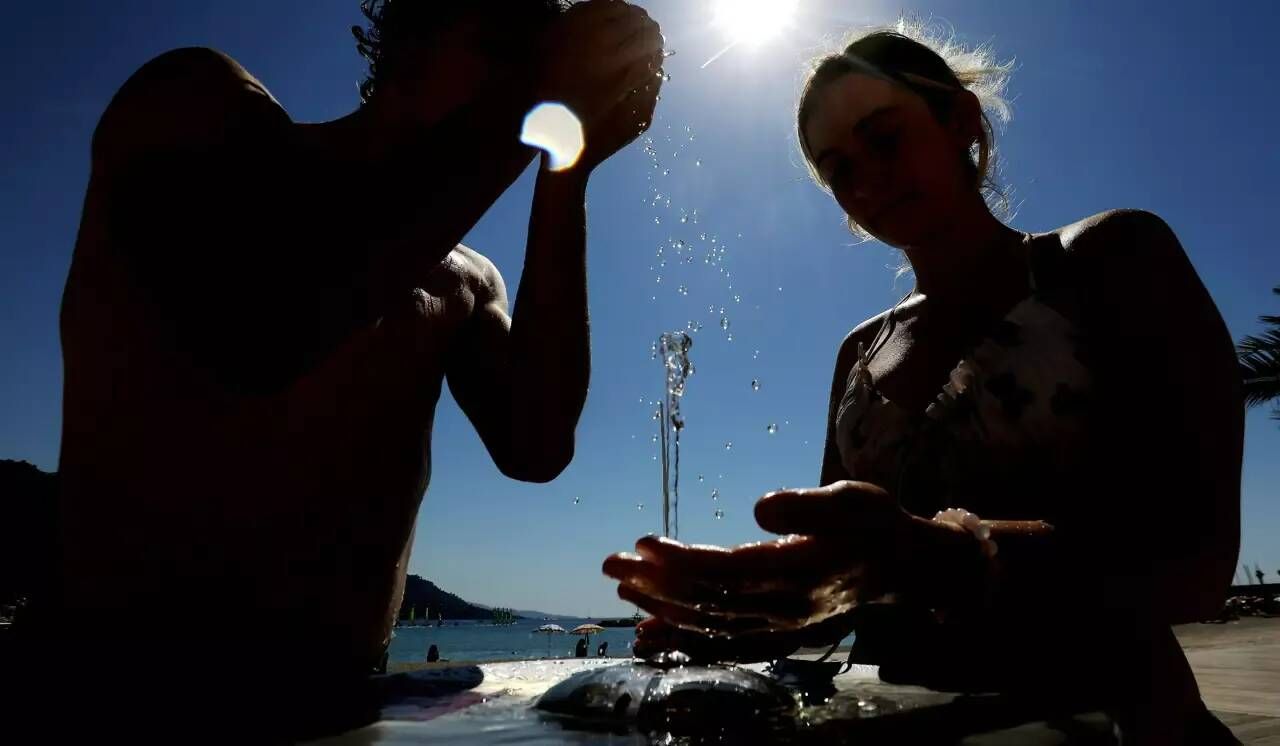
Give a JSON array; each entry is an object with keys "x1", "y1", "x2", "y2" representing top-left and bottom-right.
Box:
[{"x1": 797, "y1": 21, "x2": 1012, "y2": 249}]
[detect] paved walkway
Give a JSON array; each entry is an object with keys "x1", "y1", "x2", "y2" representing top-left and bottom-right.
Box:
[{"x1": 1175, "y1": 617, "x2": 1280, "y2": 744}]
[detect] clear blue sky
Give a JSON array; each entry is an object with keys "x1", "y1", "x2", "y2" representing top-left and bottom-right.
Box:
[{"x1": 1, "y1": 0, "x2": 1277, "y2": 617}]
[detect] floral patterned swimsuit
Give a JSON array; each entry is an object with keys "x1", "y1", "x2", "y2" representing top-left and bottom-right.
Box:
[{"x1": 834, "y1": 243, "x2": 1094, "y2": 521}]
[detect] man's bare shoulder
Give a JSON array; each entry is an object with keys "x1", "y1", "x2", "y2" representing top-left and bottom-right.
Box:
[
  {"x1": 94, "y1": 47, "x2": 285, "y2": 164},
  {"x1": 446, "y1": 245, "x2": 507, "y2": 306}
]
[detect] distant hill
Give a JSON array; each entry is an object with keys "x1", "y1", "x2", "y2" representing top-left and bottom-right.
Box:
[
  {"x1": 0, "y1": 460, "x2": 57, "y2": 615},
  {"x1": 398, "y1": 575, "x2": 522, "y2": 621}
]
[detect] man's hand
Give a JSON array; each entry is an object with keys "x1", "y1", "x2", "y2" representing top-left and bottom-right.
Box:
[{"x1": 538, "y1": 0, "x2": 664, "y2": 173}]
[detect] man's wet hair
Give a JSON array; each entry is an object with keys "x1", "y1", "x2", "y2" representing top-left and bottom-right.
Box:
[{"x1": 353, "y1": 0, "x2": 569, "y2": 104}]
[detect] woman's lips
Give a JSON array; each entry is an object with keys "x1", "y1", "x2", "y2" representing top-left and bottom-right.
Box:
[{"x1": 871, "y1": 193, "x2": 918, "y2": 224}]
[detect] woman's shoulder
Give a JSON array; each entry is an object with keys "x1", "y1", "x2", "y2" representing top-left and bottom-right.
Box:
[{"x1": 1044, "y1": 209, "x2": 1182, "y2": 268}]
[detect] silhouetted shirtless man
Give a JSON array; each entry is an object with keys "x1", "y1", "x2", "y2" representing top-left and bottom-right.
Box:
[{"x1": 47, "y1": 0, "x2": 661, "y2": 722}]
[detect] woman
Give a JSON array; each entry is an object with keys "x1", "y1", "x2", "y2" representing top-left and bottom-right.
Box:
[{"x1": 604, "y1": 23, "x2": 1243, "y2": 744}]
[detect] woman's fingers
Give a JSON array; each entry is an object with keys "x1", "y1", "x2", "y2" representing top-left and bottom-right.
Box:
[
  {"x1": 754, "y1": 481, "x2": 899, "y2": 538},
  {"x1": 604, "y1": 551, "x2": 817, "y2": 622},
  {"x1": 632, "y1": 534, "x2": 830, "y2": 580}
]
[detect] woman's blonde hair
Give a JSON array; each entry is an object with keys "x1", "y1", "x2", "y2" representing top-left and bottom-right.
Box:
[{"x1": 797, "y1": 18, "x2": 1014, "y2": 240}]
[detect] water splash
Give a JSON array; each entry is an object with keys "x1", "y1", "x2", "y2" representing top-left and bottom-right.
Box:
[{"x1": 657, "y1": 331, "x2": 694, "y2": 539}]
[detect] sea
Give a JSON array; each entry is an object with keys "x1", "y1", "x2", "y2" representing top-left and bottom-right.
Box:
[{"x1": 386, "y1": 618, "x2": 639, "y2": 664}]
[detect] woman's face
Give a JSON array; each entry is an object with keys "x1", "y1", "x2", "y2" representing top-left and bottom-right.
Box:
[{"x1": 804, "y1": 72, "x2": 975, "y2": 249}]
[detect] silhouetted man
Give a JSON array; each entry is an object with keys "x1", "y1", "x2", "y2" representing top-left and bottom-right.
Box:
[{"x1": 41, "y1": 0, "x2": 661, "y2": 735}]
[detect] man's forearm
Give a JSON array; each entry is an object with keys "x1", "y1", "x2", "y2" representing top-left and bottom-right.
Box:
[{"x1": 506, "y1": 164, "x2": 591, "y2": 468}]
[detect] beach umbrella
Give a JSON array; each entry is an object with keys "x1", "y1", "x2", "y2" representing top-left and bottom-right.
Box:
[
  {"x1": 534, "y1": 623, "x2": 566, "y2": 656},
  {"x1": 570, "y1": 624, "x2": 605, "y2": 638}
]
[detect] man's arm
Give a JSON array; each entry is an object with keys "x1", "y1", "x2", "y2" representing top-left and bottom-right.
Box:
[{"x1": 446, "y1": 167, "x2": 590, "y2": 482}]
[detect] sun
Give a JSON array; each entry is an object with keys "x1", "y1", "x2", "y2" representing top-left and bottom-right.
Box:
[{"x1": 712, "y1": 0, "x2": 800, "y2": 46}]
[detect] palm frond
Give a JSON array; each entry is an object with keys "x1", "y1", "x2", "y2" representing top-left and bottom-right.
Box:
[{"x1": 1238, "y1": 287, "x2": 1280, "y2": 410}]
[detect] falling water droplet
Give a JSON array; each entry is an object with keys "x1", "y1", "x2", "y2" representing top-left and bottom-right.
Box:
[
  {"x1": 677, "y1": 285, "x2": 689, "y2": 296},
  {"x1": 726, "y1": 333, "x2": 733, "y2": 342},
  {"x1": 767, "y1": 424, "x2": 778, "y2": 434},
  {"x1": 724, "y1": 441, "x2": 733, "y2": 451},
  {"x1": 573, "y1": 496, "x2": 581, "y2": 505},
  {"x1": 784, "y1": 420, "x2": 791, "y2": 426},
  {"x1": 753, "y1": 350, "x2": 760, "y2": 360},
  {"x1": 719, "y1": 316, "x2": 730, "y2": 332},
  {"x1": 654, "y1": 217, "x2": 661, "y2": 225},
  {"x1": 711, "y1": 489, "x2": 719, "y2": 500},
  {"x1": 778, "y1": 286, "x2": 784, "y2": 292},
  {"x1": 751, "y1": 379, "x2": 760, "y2": 392},
  {"x1": 695, "y1": 159, "x2": 702, "y2": 167},
  {"x1": 637, "y1": 502, "x2": 645, "y2": 511},
  {"x1": 714, "y1": 509, "x2": 724, "y2": 519},
  {"x1": 734, "y1": 294, "x2": 742, "y2": 303},
  {"x1": 698, "y1": 474, "x2": 705, "y2": 482},
  {"x1": 662, "y1": 169, "x2": 670, "y2": 176},
  {"x1": 663, "y1": 73, "x2": 673, "y2": 82}
]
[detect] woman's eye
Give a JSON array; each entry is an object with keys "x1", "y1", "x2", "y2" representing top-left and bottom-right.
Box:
[
  {"x1": 870, "y1": 131, "x2": 899, "y2": 155},
  {"x1": 826, "y1": 161, "x2": 852, "y2": 188}
]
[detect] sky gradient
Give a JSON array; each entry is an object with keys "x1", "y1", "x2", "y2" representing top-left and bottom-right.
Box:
[{"x1": 1, "y1": 0, "x2": 1277, "y2": 616}]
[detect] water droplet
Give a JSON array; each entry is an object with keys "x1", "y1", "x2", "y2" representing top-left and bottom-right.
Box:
[
  {"x1": 708, "y1": 305, "x2": 717, "y2": 315},
  {"x1": 724, "y1": 441, "x2": 733, "y2": 451},
  {"x1": 700, "y1": 233, "x2": 708, "y2": 242},
  {"x1": 650, "y1": 343, "x2": 658, "y2": 359},
  {"x1": 719, "y1": 316, "x2": 730, "y2": 332},
  {"x1": 637, "y1": 502, "x2": 645, "y2": 511},
  {"x1": 655, "y1": 275, "x2": 662, "y2": 283},
  {"x1": 753, "y1": 350, "x2": 761, "y2": 360},
  {"x1": 778, "y1": 286, "x2": 783, "y2": 292},
  {"x1": 651, "y1": 434, "x2": 659, "y2": 443},
  {"x1": 698, "y1": 474, "x2": 705, "y2": 482},
  {"x1": 654, "y1": 217, "x2": 661, "y2": 225},
  {"x1": 711, "y1": 489, "x2": 719, "y2": 500},
  {"x1": 677, "y1": 285, "x2": 689, "y2": 296},
  {"x1": 751, "y1": 379, "x2": 760, "y2": 392},
  {"x1": 784, "y1": 420, "x2": 791, "y2": 426},
  {"x1": 573, "y1": 496, "x2": 581, "y2": 505},
  {"x1": 733, "y1": 294, "x2": 742, "y2": 303},
  {"x1": 695, "y1": 159, "x2": 702, "y2": 167},
  {"x1": 726, "y1": 333, "x2": 733, "y2": 342},
  {"x1": 663, "y1": 73, "x2": 672, "y2": 82},
  {"x1": 767, "y1": 424, "x2": 778, "y2": 434},
  {"x1": 662, "y1": 169, "x2": 670, "y2": 177},
  {"x1": 714, "y1": 509, "x2": 724, "y2": 519}
]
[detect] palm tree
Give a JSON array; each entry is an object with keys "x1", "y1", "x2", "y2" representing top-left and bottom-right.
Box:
[{"x1": 1238, "y1": 285, "x2": 1280, "y2": 420}]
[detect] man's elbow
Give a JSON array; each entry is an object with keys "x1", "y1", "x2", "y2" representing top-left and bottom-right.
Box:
[{"x1": 496, "y1": 439, "x2": 575, "y2": 483}]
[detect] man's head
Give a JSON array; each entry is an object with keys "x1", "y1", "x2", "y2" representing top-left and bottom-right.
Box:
[{"x1": 353, "y1": 0, "x2": 569, "y2": 106}]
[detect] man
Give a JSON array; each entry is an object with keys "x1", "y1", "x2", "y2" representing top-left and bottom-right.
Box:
[{"x1": 43, "y1": 0, "x2": 661, "y2": 731}]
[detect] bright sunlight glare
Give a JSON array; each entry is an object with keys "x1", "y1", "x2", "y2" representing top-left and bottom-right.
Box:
[
  {"x1": 712, "y1": 0, "x2": 800, "y2": 46},
  {"x1": 520, "y1": 102, "x2": 585, "y2": 172}
]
